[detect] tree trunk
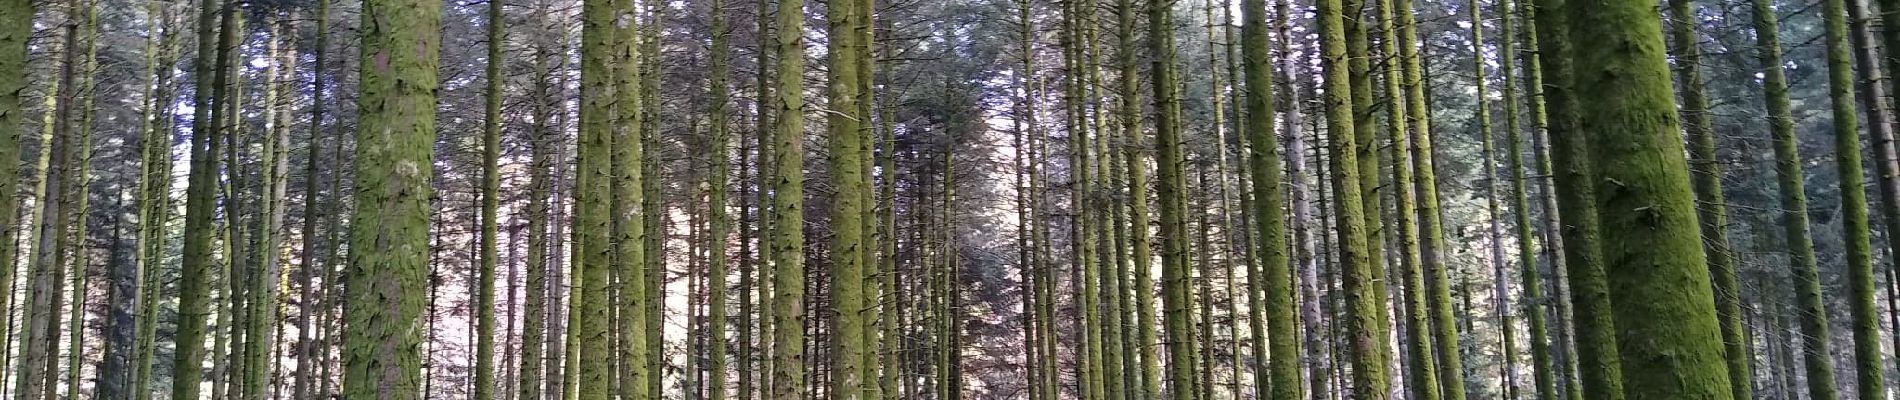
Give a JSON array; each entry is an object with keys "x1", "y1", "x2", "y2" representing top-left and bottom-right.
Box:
[
  {"x1": 339, "y1": 0, "x2": 441, "y2": 394},
  {"x1": 1568, "y1": 0, "x2": 1736, "y2": 393}
]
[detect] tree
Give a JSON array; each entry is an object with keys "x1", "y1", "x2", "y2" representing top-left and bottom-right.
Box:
[
  {"x1": 0, "y1": 0, "x2": 30, "y2": 393},
  {"x1": 1241, "y1": 0, "x2": 1300, "y2": 398},
  {"x1": 170, "y1": 0, "x2": 238, "y2": 397},
  {"x1": 1149, "y1": 0, "x2": 1200, "y2": 396},
  {"x1": 826, "y1": 0, "x2": 873, "y2": 395},
  {"x1": 1566, "y1": 0, "x2": 1735, "y2": 394},
  {"x1": 1528, "y1": 0, "x2": 1624, "y2": 397},
  {"x1": 708, "y1": 0, "x2": 732, "y2": 398},
  {"x1": 1663, "y1": 0, "x2": 1750, "y2": 397},
  {"x1": 339, "y1": 0, "x2": 441, "y2": 394},
  {"x1": 1745, "y1": 1, "x2": 1829, "y2": 400},
  {"x1": 1838, "y1": 0, "x2": 1889, "y2": 395},
  {"x1": 292, "y1": 0, "x2": 333, "y2": 396},
  {"x1": 768, "y1": 0, "x2": 808, "y2": 397},
  {"x1": 475, "y1": 0, "x2": 506, "y2": 395}
]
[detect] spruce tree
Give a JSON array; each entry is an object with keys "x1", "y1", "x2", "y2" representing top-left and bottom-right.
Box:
[
  {"x1": 1566, "y1": 0, "x2": 1735, "y2": 394},
  {"x1": 826, "y1": 0, "x2": 872, "y2": 395},
  {"x1": 474, "y1": 0, "x2": 505, "y2": 396},
  {"x1": 340, "y1": 0, "x2": 442, "y2": 392},
  {"x1": 708, "y1": 0, "x2": 732, "y2": 398},
  {"x1": 1663, "y1": 1, "x2": 1751, "y2": 397},
  {"x1": 769, "y1": 0, "x2": 809, "y2": 396},
  {"x1": 1747, "y1": 1, "x2": 1828, "y2": 400},
  {"x1": 1242, "y1": 0, "x2": 1301, "y2": 397}
]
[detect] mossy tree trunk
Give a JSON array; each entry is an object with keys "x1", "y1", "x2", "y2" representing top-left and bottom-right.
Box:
[
  {"x1": 1566, "y1": 0, "x2": 1735, "y2": 394},
  {"x1": 1528, "y1": 0, "x2": 1624, "y2": 397},
  {"x1": 474, "y1": 0, "x2": 505, "y2": 396},
  {"x1": 1242, "y1": 0, "x2": 1301, "y2": 397},
  {"x1": 1663, "y1": 1, "x2": 1752, "y2": 397},
  {"x1": 768, "y1": 0, "x2": 807, "y2": 395},
  {"x1": 1839, "y1": 0, "x2": 1890, "y2": 395},
  {"x1": 340, "y1": 0, "x2": 441, "y2": 393}
]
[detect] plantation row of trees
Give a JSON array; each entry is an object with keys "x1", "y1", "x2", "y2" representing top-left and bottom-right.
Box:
[{"x1": 5, "y1": 0, "x2": 1900, "y2": 396}]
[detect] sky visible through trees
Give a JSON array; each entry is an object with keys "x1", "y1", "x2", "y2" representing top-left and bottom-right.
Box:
[{"x1": 10, "y1": 0, "x2": 1900, "y2": 398}]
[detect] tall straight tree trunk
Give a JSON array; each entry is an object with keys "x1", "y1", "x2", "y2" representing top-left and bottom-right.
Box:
[
  {"x1": 1514, "y1": 2, "x2": 1581, "y2": 398},
  {"x1": 130, "y1": 1, "x2": 180, "y2": 396},
  {"x1": 612, "y1": 0, "x2": 654, "y2": 395},
  {"x1": 1115, "y1": 0, "x2": 1162, "y2": 396},
  {"x1": 1149, "y1": 0, "x2": 1201, "y2": 396},
  {"x1": 1496, "y1": 3, "x2": 1556, "y2": 399},
  {"x1": 825, "y1": 0, "x2": 873, "y2": 394},
  {"x1": 638, "y1": 5, "x2": 666, "y2": 397},
  {"x1": 577, "y1": 0, "x2": 616, "y2": 391},
  {"x1": 1746, "y1": 0, "x2": 1827, "y2": 399},
  {"x1": 1315, "y1": 0, "x2": 1389, "y2": 391},
  {"x1": 15, "y1": 14, "x2": 78, "y2": 398},
  {"x1": 0, "y1": 0, "x2": 30, "y2": 391},
  {"x1": 517, "y1": 9, "x2": 558, "y2": 394},
  {"x1": 293, "y1": 0, "x2": 332, "y2": 396},
  {"x1": 1468, "y1": 3, "x2": 1520, "y2": 395},
  {"x1": 1379, "y1": 0, "x2": 1440, "y2": 396},
  {"x1": 1786, "y1": 0, "x2": 1865, "y2": 396},
  {"x1": 1394, "y1": 0, "x2": 1468, "y2": 395},
  {"x1": 169, "y1": 0, "x2": 236, "y2": 396},
  {"x1": 339, "y1": 0, "x2": 441, "y2": 392},
  {"x1": 1566, "y1": 0, "x2": 1736, "y2": 393},
  {"x1": 1241, "y1": 0, "x2": 1300, "y2": 398},
  {"x1": 1869, "y1": 0, "x2": 1900, "y2": 325},
  {"x1": 475, "y1": 0, "x2": 506, "y2": 396},
  {"x1": 243, "y1": 19, "x2": 292, "y2": 400},
  {"x1": 708, "y1": 0, "x2": 732, "y2": 398},
  {"x1": 99, "y1": 3, "x2": 143, "y2": 396},
  {"x1": 768, "y1": 0, "x2": 808, "y2": 395}
]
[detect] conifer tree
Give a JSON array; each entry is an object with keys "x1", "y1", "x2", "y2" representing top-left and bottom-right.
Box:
[
  {"x1": 340, "y1": 0, "x2": 441, "y2": 393},
  {"x1": 1663, "y1": 1, "x2": 1750, "y2": 397},
  {"x1": 1566, "y1": 0, "x2": 1735, "y2": 394},
  {"x1": 1838, "y1": 0, "x2": 1889, "y2": 395},
  {"x1": 768, "y1": 0, "x2": 808, "y2": 396},
  {"x1": 1746, "y1": 1, "x2": 1827, "y2": 400},
  {"x1": 1318, "y1": 0, "x2": 1389, "y2": 392},
  {"x1": 170, "y1": 1, "x2": 237, "y2": 397},
  {"x1": 474, "y1": 0, "x2": 505, "y2": 396},
  {"x1": 708, "y1": 0, "x2": 732, "y2": 398},
  {"x1": 1242, "y1": 0, "x2": 1300, "y2": 398}
]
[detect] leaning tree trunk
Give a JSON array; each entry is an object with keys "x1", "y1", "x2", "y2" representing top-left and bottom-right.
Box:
[{"x1": 1839, "y1": 0, "x2": 1890, "y2": 396}]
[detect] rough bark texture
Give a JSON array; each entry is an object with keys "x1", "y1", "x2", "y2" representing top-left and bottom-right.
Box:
[
  {"x1": 1568, "y1": 0, "x2": 1736, "y2": 394},
  {"x1": 709, "y1": 0, "x2": 732, "y2": 397},
  {"x1": 474, "y1": 0, "x2": 504, "y2": 396},
  {"x1": 1242, "y1": 0, "x2": 1302, "y2": 399},
  {"x1": 340, "y1": 0, "x2": 441, "y2": 394},
  {"x1": 1319, "y1": 0, "x2": 1390, "y2": 393},
  {"x1": 1664, "y1": 1, "x2": 1752, "y2": 397},
  {"x1": 168, "y1": 2, "x2": 235, "y2": 397},
  {"x1": 1530, "y1": 0, "x2": 1625, "y2": 397},
  {"x1": 1150, "y1": 0, "x2": 1199, "y2": 396},
  {"x1": 769, "y1": 0, "x2": 808, "y2": 395}
]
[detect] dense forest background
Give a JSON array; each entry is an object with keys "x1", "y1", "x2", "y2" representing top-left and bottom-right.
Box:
[{"x1": 2, "y1": 0, "x2": 1898, "y2": 396}]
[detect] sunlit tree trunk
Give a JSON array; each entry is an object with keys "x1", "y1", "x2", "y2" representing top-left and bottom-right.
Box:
[{"x1": 1567, "y1": 0, "x2": 1735, "y2": 393}]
